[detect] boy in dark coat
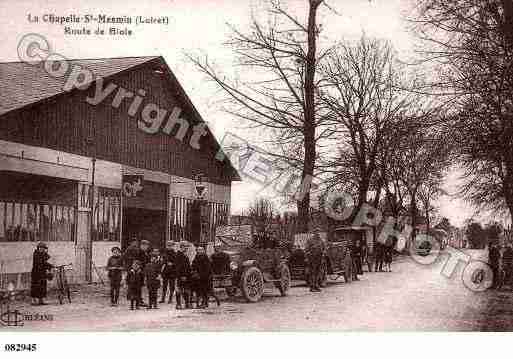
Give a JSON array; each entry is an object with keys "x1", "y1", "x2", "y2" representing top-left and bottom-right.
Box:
[
  {"x1": 160, "y1": 241, "x2": 176, "y2": 303},
  {"x1": 139, "y1": 240, "x2": 152, "y2": 268},
  {"x1": 374, "y1": 242, "x2": 384, "y2": 272},
  {"x1": 144, "y1": 254, "x2": 161, "y2": 309},
  {"x1": 107, "y1": 246, "x2": 123, "y2": 306},
  {"x1": 30, "y1": 242, "x2": 53, "y2": 306},
  {"x1": 191, "y1": 246, "x2": 213, "y2": 308},
  {"x1": 174, "y1": 243, "x2": 192, "y2": 309},
  {"x1": 123, "y1": 240, "x2": 142, "y2": 270},
  {"x1": 126, "y1": 260, "x2": 144, "y2": 310}
]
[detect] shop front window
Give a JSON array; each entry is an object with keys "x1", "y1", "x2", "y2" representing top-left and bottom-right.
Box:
[
  {"x1": 0, "y1": 201, "x2": 75, "y2": 242},
  {"x1": 92, "y1": 187, "x2": 121, "y2": 241}
]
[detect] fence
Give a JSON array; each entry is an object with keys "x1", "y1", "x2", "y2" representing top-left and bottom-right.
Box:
[{"x1": 169, "y1": 196, "x2": 229, "y2": 244}]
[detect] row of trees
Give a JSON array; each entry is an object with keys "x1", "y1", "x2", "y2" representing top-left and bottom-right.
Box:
[
  {"x1": 413, "y1": 0, "x2": 513, "y2": 222},
  {"x1": 190, "y1": 0, "x2": 513, "y2": 234},
  {"x1": 465, "y1": 221, "x2": 506, "y2": 248}
]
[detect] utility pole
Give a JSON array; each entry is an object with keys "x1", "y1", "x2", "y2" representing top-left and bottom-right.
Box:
[
  {"x1": 87, "y1": 156, "x2": 96, "y2": 283},
  {"x1": 84, "y1": 134, "x2": 96, "y2": 284}
]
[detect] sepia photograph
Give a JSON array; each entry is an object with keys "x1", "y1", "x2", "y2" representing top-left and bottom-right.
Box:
[{"x1": 0, "y1": 0, "x2": 512, "y2": 354}]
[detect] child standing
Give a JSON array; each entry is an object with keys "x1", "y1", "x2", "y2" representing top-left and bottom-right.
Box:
[
  {"x1": 107, "y1": 246, "x2": 123, "y2": 306},
  {"x1": 174, "y1": 243, "x2": 191, "y2": 309},
  {"x1": 144, "y1": 253, "x2": 161, "y2": 309},
  {"x1": 126, "y1": 260, "x2": 144, "y2": 310},
  {"x1": 384, "y1": 245, "x2": 393, "y2": 272}
]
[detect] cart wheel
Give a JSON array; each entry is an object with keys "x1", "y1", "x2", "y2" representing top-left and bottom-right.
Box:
[
  {"x1": 241, "y1": 266, "x2": 264, "y2": 302},
  {"x1": 275, "y1": 265, "x2": 291, "y2": 296}
]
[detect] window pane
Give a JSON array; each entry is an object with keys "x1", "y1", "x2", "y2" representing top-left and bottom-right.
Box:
[
  {"x1": 13, "y1": 203, "x2": 21, "y2": 227},
  {"x1": 27, "y1": 204, "x2": 36, "y2": 242},
  {"x1": 41, "y1": 205, "x2": 50, "y2": 242}
]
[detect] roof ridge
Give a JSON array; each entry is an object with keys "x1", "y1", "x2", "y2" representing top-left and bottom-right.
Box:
[{"x1": 0, "y1": 55, "x2": 160, "y2": 65}]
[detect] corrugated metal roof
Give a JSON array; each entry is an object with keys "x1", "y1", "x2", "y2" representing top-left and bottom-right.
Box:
[{"x1": 0, "y1": 56, "x2": 158, "y2": 115}]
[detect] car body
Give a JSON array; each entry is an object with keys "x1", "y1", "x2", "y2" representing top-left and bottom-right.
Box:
[
  {"x1": 288, "y1": 226, "x2": 372, "y2": 285},
  {"x1": 414, "y1": 239, "x2": 432, "y2": 256},
  {"x1": 211, "y1": 233, "x2": 291, "y2": 302}
]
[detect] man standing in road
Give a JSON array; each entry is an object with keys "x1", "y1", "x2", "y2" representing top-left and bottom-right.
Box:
[
  {"x1": 352, "y1": 239, "x2": 363, "y2": 280},
  {"x1": 488, "y1": 242, "x2": 501, "y2": 289},
  {"x1": 305, "y1": 231, "x2": 325, "y2": 292},
  {"x1": 502, "y1": 243, "x2": 513, "y2": 285}
]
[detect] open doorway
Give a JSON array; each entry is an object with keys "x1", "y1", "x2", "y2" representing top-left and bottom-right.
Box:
[{"x1": 122, "y1": 207, "x2": 167, "y2": 250}]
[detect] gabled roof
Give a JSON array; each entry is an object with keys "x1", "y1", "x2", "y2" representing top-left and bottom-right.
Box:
[{"x1": 0, "y1": 56, "x2": 158, "y2": 115}]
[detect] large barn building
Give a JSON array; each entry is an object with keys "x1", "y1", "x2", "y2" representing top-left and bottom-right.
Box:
[{"x1": 0, "y1": 56, "x2": 239, "y2": 287}]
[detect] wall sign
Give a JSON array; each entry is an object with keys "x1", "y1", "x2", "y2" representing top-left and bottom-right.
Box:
[{"x1": 122, "y1": 175, "x2": 144, "y2": 197}]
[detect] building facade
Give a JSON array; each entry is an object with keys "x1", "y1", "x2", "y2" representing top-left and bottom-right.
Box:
[{"x1": 0, "y1": 56, "x2": 239, "y2": 288}]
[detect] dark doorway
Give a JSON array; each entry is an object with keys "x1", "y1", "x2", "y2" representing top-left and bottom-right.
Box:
[{"x1": 122, "y1": 207, "x2": 167, "y2": 250}]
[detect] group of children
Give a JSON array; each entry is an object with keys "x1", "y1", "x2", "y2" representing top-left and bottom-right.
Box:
[
  {"x1": 106, "y1": 241, "x2": 219, "y2": 311},
  {"x1": 373, "y1": 242, "x2": 394, "y2": 272}
]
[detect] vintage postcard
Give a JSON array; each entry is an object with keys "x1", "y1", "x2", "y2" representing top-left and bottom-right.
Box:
[{"x1": 0, "y1": 0, "x2": 512, "y2": 353}]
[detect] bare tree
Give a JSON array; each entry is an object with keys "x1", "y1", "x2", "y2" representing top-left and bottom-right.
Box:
[
  {"x1": 318, "y1": 36, "x2": 423, "y2": 219},
  {"x1": 247, "y1": 197, "x2": 276, "y2": 234},
  {"x1": 411, "y1": 0, "x2": 513, "y2": 221},
  {"x1": 188, "y1": 0, "x2": 332, "y2": 232},
  {"x1": 418, "y1": 178, "x2": 448, "y2": 234},
  {"x1": 394, "y1": 118, "x2": 452, "y2": 242}
]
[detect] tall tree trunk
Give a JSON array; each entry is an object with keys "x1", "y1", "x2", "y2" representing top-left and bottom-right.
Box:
[
  {"x1": 350, "y1": 177, "x2": 371, "y2": 222},
  {"x1": 297, "y1": 0, "x2": 321, "y2": 233},
  {"x1": 504, "y1": 169, "x2": 513, "y2": 224},
  {"x1": 425, "y1": 203, "x2": 430, "y2": 235},
  {"x1": 410, "y1": 192, "x2": 418, "y2": 248}
]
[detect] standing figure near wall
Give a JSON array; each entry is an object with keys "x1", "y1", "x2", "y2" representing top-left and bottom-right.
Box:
[
  {"x1": 174, "y1": 243, "x2": 192, "y2": 309},
  {"x1": 107, "y1": 246, "x2": 123, "y2": 306},
  {"x1": 30, "y1": 242, "x2": 53, "y2": 306}
]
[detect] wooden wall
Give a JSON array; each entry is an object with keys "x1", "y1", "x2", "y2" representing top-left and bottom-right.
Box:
[{"x1": 0, "y1": 58, "x2": 236, "y2": 185}]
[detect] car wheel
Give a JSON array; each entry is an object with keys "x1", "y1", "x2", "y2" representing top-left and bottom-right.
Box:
[{"x1": 241, "y1": 267, "x2": 264, "y2": 302}]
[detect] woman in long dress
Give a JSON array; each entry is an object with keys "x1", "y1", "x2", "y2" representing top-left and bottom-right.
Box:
[{"x1": 30, "y1": 242, "x2": 53, "y2": 305}]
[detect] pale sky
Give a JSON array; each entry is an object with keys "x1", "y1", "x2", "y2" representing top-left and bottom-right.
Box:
[{"x1": 0, "y1": 0, "x2": 485, "y2": 227}]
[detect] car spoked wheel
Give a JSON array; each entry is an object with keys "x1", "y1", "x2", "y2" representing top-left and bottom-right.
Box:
[
  {"x1": 276, "y1": 265, "x2": 291, "y2": 296},
  {"x1": 241, "y1": 267, "x2": 264, "y2": 302}
]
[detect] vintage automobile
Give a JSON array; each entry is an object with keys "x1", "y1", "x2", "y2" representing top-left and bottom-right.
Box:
[
  {"x1": 413, "y1": 237, "x2": 432, "y2": 256},
  {"x1": 211, "y1": 228, "x2": 291, "y2": 302},
  {"x1": 288, "y1": 226, "x2": 372, "y2": 286}
]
